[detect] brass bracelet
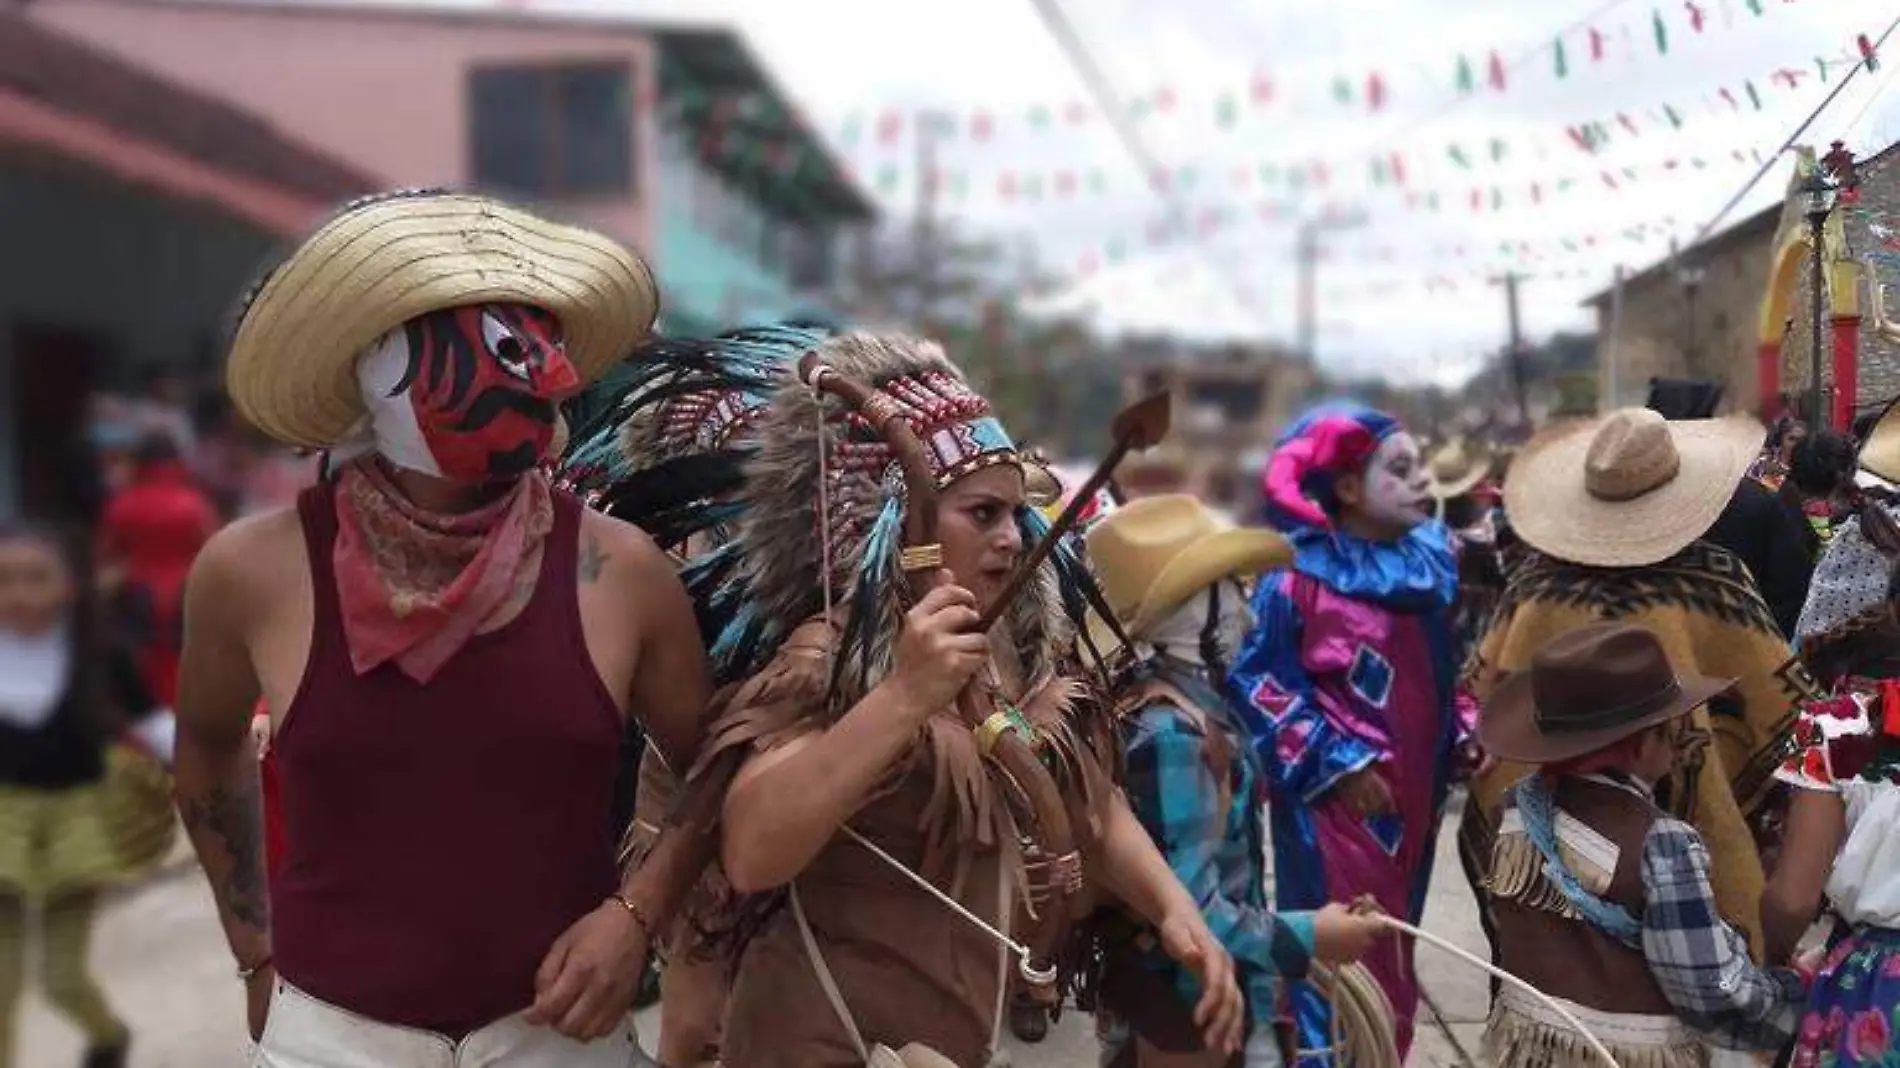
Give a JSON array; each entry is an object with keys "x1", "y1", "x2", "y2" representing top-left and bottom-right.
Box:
[
  {"x1": 974, "y1": 712, "x2": 1015, "y2": 756},
  {"x1": 899, "y1": 544, "x2": 944, "y2": 572},
  {"x1": 607, "y1": 893, "x2": 655, "y2": 938},
  {"x1": 236, "y1": 954, "x2": 273, "y2": 982}
]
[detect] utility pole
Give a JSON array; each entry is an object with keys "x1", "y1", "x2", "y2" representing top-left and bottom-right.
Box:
[
  {"x1": 1605, "y1": 265, "x2": 1627, "y2": 411},
  {"x1": 1295, "y1": 222, "x2": 1318, "y2": 364},
  {"x1": 1493, "y1": 271, "x2": 1533, "y2": 428}
]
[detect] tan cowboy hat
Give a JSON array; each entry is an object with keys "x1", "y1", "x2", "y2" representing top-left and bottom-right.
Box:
[
  {"x1": 1505, "y1": 407, "x2": 1763, "y2": 568},
  {"x1": 1083, "y1": 495, "x2": 1292, "y2": 653},
  {"x1": 1859, "y1": 399, "x2": 1900, "y2": 484},
  {"x1": 1023, "y1": 453, "x2": 1063, "y2": 508},
  {"x1": 1481, "y1": 622, "x2": 1734, "y2": 764},
  {"x1": 1425, "y1": 438, "x2": 1492, "y2": 500},
  {"x1": 227, "y1": 190, "x2": 659, "y2": 449}
]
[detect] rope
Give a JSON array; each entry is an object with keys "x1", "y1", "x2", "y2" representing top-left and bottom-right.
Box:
[
  {"x1": 1308, "y1": 962, "x2": 1401, "y2": 1068},
  {"x1": 1372, "y1": 914, "x2": 1621, "y2": 1068}
]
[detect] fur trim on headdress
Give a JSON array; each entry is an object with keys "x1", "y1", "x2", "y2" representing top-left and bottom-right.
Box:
[
  {"x1": 1261, "y1": 403, "x2": 1401, "y2": 531},
  {"x1": 705, "y1": 332, "x2": 1078, "y2": 706}
]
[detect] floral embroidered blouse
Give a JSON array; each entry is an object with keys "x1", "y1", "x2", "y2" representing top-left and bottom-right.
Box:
[{"x1": 1774, "y1": 685, "x2": 1900, "y2": 930}]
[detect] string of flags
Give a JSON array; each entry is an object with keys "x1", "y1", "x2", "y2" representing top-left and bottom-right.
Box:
[
  {"x1": 821, "y1": 48, "x2": 1821, "y2": 209},
  {"x1": 816, "y1": 5, "x2": 1861, "y2": 144},
  {"x1": 1063, "y1": 201, "x2": 1688, "y2": 279},
  {"x1": 846, "y1": 143, "x2": 1764, "y2": 211}
]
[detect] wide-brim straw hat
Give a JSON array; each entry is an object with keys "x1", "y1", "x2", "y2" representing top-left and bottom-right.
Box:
[
  {"x1": 227, "y1": 190, "x2": 660, "y2": 449},
  {"x1": 1505, "y1": 407, "x2": 1763, "y2": 568},
  {"x1": 1858, "y1": 398, "x2": 1900, "y2": 484},
  {"x1": 1082, "y1": 494, "x2": 1292, "y2": 654},
  {"x1": 1425, "y1": 438, "x2": 1492, "y2": 500}
]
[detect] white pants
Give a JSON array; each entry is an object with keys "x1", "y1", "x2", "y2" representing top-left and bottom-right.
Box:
[{"x1": 253, "y1": 979, "x2": 648, "y2": 1068}]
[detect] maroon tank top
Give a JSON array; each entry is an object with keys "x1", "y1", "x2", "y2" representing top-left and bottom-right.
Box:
[{"x1": 272, "y1": 483, "x2": 622, "y2": 1035}]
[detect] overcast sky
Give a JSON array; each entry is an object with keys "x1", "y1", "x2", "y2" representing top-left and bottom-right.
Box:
[{"x1": 345, "y1": 0, "x2": 1900, "y2": 383}]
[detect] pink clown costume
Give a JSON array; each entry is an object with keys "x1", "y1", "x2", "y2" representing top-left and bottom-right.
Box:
[{"x1": 1226, "y1": 405, "x2": 1474, "y2": 1066}]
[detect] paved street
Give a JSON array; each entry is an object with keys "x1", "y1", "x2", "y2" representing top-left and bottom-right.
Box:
[{"x1": 20, "y1": 797, "x2": 1491, "y2": 1067}]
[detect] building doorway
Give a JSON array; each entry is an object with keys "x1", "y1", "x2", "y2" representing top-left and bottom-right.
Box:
[{"x1": 12, "y1": 325, "x2": 110, "y2": 526}]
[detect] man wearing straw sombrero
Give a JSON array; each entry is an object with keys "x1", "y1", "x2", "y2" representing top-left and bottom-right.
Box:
[
  {"x1": 1479, "y1": 621, "x2": 1808, "y2": 1068},
  {"x1": 170, "y1": 190, "x2": 712, "y2": 1066},
  {"x1": 1460, "y1": 408, "x2": 1814, "y2": 1017},
  {"x1": 1082, "y1": 496, "x2": 1385, "y2": 1067}
]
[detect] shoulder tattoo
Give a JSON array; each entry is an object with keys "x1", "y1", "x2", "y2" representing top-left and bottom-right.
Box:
[{"x1": 579, "y1": 536, "x2": 609, "y2": 584}]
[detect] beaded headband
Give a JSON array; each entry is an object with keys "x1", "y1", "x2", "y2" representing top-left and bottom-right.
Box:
[{"x1": 821, "y1": 368, "x2": 1018, "y2": 555}]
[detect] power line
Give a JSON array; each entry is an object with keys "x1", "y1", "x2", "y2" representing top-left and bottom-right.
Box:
[
  {"x1": 1841, "y1": 43, "x2": 1900, "y2": 140},
  {"x1": 1687, "y1": 8, "x2": 1900, "y2": 247},
  {"x1": 1024, "y1": 0, "x2": 1265, "y2": 328}
]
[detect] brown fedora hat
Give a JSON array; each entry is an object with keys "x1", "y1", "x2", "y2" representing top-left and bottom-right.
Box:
[{"x1": 1480, "y1": 622, "x2": 1735, "y2": 764}]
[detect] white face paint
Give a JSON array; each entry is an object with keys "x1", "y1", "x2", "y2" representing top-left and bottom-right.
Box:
[
  {"x1": 1358, "y1": 432, "x2": 1433, "y2": 532},
  {"x1": 329, "y1": 331, "x2": 443, "y2": 477}
]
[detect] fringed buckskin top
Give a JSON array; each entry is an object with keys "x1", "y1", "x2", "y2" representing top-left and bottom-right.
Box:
[{"x1": 689, "y1": 617, "x2": 1118, "y2": 1068}]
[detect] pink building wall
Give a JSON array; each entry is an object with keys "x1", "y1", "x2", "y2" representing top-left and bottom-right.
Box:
[{"x1": 31, "y1": 0, "x2": 660, "y2": 251}]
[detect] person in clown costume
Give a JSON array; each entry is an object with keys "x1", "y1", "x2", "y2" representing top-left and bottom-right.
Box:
[{"x1": 1227, "y1": 405, "x2": 1476, "y2": 1066}]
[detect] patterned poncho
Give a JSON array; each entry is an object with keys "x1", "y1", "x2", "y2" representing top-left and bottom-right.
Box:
[{"x1": 1460, "y1": 541, "x2": 1815, "y2": 959}]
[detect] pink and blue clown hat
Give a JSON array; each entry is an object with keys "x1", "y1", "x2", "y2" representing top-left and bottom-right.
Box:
[{"x1": 1260, "y1": 403, "x2": 1402, "y2": 533}]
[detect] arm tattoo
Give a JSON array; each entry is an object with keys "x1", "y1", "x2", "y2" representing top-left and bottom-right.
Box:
[
  {"x1": 180, "y1": 776, "x2": 270, "y2": 930},
  {"x1": 579, "y1": 536, "x2": 609, "y2": 584}
]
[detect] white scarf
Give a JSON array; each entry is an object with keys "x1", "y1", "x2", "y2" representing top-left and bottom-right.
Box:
[
  {"x1": 1136, "y1": 585, "x2": 1254, "y2": 668},
  {"x1": 0, "y1": 623, "x2": 72, "y2": 731}
]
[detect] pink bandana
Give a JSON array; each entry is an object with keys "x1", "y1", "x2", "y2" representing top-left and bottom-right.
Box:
[{"x1": 331, "y1": 459, "x2": 554, "y2": 683}]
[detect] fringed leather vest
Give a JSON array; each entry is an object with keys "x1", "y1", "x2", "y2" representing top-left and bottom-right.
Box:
[{"x1": 1487, "y1": 775, "x2": 1673, "y2": 1016}]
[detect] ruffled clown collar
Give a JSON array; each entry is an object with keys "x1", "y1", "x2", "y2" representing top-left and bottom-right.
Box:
[
  {"x1": 1286, "y1": 522, "x2": 1458, "y2": 611},
  {"x1": 1260, "y1": 403, "x2": 1456, "y2": 609}
]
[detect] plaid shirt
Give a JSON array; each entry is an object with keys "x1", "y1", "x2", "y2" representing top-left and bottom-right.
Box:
[
  {"x1": 1641, "y1": 818, "x2": 1804, "y2": 1050},
  {"x1": 1121, "y1": 662, "x2": 1314, "y2": 1028}
]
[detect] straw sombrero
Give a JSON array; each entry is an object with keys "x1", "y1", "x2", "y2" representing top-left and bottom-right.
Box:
[
  {"x1": 1424, "y1": 438, "x2": 1492, "y2": 500},
  {"x1": 1082, "y1": 494, "x2": 1291, "y2": 654},
  {"x1": 1858, "y1": 397, "x2": 1900, "y2": 484},
  {"x1": 1505, "y1": 407, "x2": 1763, "y2": 568},
  {"x1": 227, "y1": 190, "x2": 659, "y2": 449}
]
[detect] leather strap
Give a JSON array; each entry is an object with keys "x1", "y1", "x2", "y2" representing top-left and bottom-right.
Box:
[{"x1": 791, "y1": 849, "x2": 1014, "y2": 1065}]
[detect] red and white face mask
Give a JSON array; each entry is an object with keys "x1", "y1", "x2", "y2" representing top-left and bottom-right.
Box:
[{"x1": 350, "y1": 303, "x2": 579, "y2": 482}]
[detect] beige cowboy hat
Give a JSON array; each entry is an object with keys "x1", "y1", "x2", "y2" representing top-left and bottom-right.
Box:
[
  {"x1": 1023, "y1": 451, "x2": 1063, "y2": 509},
  {"x1": 1505, "y1": 407, "x2": 1763, "y2": 568},
  {"x1": 1858, "y1": 398, "x2": 1900, "y2": 484},
  {"x1": 227, "y1": 190, "x2": 660, "y2": 449},
  {"x1": 1425, "y1": 438, "x2": 1493, "y2": 500},
  {"x1": 1082, "y1": 494, "x2": 1292, "y2": 655}
]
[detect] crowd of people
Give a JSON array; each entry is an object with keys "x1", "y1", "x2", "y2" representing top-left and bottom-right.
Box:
[{"x1": 12, "y1": 186, "x2": 1900, "y2": 1068}]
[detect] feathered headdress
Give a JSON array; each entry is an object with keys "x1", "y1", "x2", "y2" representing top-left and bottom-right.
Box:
[
  {"x1": 1260, "y1": 403, "x2": 1401, "y2": 531},
  {"x1": 564, "y1": 327, "x2": 1102, "y2": 713},
  {"x1": 699, "y1": 333, "x2": 1102, "y2": 712},
  {"x1": 557, "y1": 326, "x2": 798, "y2": 547}
]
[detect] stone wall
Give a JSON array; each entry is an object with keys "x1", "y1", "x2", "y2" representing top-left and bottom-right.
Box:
[
  {"x1": 1592, "y1": 217, "x2": 1776, "y2": 413},
  {"x1": 1829, "y1": 148, "x2": 1900, "y2": 412}
]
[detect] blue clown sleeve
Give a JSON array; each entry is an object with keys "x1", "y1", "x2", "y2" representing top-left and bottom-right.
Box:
[{"x1": 1228, "y1": 572, "x2": 1385, "y2": 803}]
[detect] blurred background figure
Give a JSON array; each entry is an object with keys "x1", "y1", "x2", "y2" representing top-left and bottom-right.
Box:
[
  {"x1": 0, "y1": 521, "x2": 175, "y2": 1068},
  {"x1": 94, "y1": 433, "x2": 218, "y2": 710}
]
